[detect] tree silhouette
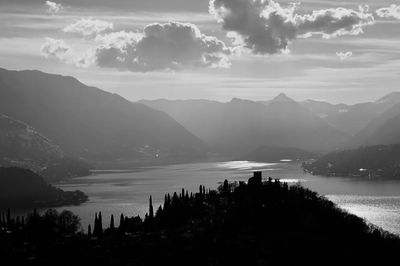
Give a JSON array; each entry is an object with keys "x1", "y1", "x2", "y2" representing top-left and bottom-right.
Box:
[{"x1": 110, "y1": 214, "x2": 115, "y2": 230}]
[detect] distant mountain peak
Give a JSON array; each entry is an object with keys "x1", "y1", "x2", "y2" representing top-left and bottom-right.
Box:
[
  {"x1": 375, "y1": 91, "x2": 400, "y2": 105},
  {"x1": 271, "y1": 93, "x2": 296, "y2": 103}
]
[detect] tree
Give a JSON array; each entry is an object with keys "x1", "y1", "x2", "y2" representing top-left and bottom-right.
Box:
[
  {"x1": 149, "y1": 196, "x2": 154, "y2": 220},
  {"x1": 110, "y1": 214, "x2": 115, "y2": 230},
  {"x1": 58, "y1": 210, "x2": 80, "y2": 234}
]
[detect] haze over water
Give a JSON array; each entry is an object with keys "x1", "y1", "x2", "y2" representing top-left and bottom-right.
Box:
[{"x1": 56, "y1": 161, "x2": 400, "y2": 235}]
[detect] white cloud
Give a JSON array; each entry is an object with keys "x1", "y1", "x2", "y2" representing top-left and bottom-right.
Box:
[
  {"x1": 209, "y1": 0, "x2": 374, "y2": 54},
  {"x1": 297, "y1": 6, "x2": 374, "y2": 38},
  {"x1": 376, "y1": 4, "x2": 400, "y2": 19},
  {"x1": 45, "y1": 1, "x2": 63, "y2": 15},
  {"x1": 40, "y1": 37, "x2": 70, "y2": 60},
  {"x1": 91, "y1": 22, "x2": 232, "y2": 72},
  {"x1": 336, "y1": 51, "x2": 353, "y2": 61},
  {"x1": 63, "y1": 18, "x2": 114, "y2": 37}
]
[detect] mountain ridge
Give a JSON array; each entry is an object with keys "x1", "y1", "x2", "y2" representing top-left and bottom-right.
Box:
[{"x1": 0, "y1": 68, "x2": 206, "y2": 165}]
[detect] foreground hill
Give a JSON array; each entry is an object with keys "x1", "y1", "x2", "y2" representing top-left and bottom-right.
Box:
[
  {"x1": 0, "y1": 167, "x2": 87, "y2": 209},
  {"x1": 141, "y1": 94, "x2": 349, "y2": 155},
  {"x1": 0, "y1": 115, "x2": 91, "y2": 181},
  {"x1": 239, "y1": 145, "x2": 316, "y2": 162},
  {"x1": 302, "y1": 145, "x2": 400, "y2": 178},
  {"x1": 1, "y1": 173, "x2": 398, "y2": 265},
  {"x1": 0, "y1": 68, "x2": 206, "y2": 165}
]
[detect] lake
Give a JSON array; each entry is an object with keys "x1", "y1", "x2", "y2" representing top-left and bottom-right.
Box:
[{"x1": 55, "y1": 161, "x2": 400, "y2": 235}]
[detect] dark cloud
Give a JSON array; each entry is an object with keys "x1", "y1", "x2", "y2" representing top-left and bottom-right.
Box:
[
  {"x1": 209, "y1": 0, "x2": 374, "y2": 54},
  {"x1": 93, "y1": 22, "x2": 232, "y2": 72}
]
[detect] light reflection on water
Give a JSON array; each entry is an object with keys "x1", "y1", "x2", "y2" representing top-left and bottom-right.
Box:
[
  {"x1": 216, "y1": 161, "x2": 277, "y2": 170},
  {"x1": 51, "y1": 161, "x2": 400, "y2": 235}
]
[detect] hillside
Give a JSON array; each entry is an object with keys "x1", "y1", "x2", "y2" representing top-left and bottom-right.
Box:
[
  {"x1": 0, "y1": 167, "x2": 87, "y2": 209},
  {"x1": 0, "y1": 114, "x2": 63, "y2": 165},
  {"x1": 349, "y1": 103, "x2": 400, "y2": 147},
  {"x1": 141, "y1": 94, "x2": 349, "y2": 155},
  {"x1": 0, "y1": 68, "x2": 206, "y2": 165},
  {"x1": 0, "y1": 115, "x2": 91, "y2": 181},
  {"x1": 1, "y1": 173, "x2": 399, "y2": 265},
  {"x1": 302, "y1": 145, "x2": 400, "y2": 178}
]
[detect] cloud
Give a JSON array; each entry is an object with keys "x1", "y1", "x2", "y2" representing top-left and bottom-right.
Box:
[
  {"x1": 92, "y1": 22, "x2": 232, "y2": 72},
  {"x1": 63, "y1": 18, "x2": 114, "y2": 37},
  {"x1": 376, "y1": 4, "x2": 400, "y2": 20},
  {"x1": 45, "y1": 1, "x2": 63, "y2": 15},
  {"x1": 40, "y1": 37, "x2": 70, "y2": 60},
  {"x1": 336, "y1": 51, "x2": 353, "y2": 61},
  {"x1": 209, "y1": 0, "x2": 374, "y2": 54},
  {"x1": 297, "y1": 6, "x2": 374, "y2": 38}
]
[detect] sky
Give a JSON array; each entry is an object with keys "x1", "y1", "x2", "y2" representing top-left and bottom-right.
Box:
[{"x1": 1, "y1": 0, "x2": 400, "y2": 104}]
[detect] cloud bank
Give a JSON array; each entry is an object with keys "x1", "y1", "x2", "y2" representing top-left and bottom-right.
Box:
[
  {"x1": 63, "y1": 18, "x2": 114, "y2": 37},
  {"x1": 209, "y1": 0, "x2": 374, "y2": 54},
  {"x1": 92, "y1": 22, "x2": 232, "y2": 72},
  {"x1": 376, "y1": 5, "x2": 400, "y2": 20},
  {"x1": 40, "y1": 38, "x2": 70, "y2": 60},
  {"x1": 45, "y1": 1, "x2": 63, "y2": 15}
]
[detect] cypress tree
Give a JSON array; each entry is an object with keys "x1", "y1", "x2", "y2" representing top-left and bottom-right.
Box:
[
  {"x1": 88, "y1": 224, "x2": 92, "y2": 238},
  {"x1": 110, "y1": 214, "x2": 115, "y2": 230},
  {"x1": 149, "y1": 196, "x2": 154, "y2": 220},
  {"x1": 119, "y1": 214, "x2": 124, "y2": 231},
  {"x1": 98, "y1": 212, "x2": 103, "y2": 235},
  {"x1": 94, "y1": 213, "x2": 98, "y2": 236}
]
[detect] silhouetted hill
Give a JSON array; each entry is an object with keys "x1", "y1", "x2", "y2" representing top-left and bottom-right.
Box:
[
  {"x1": 239, "y1": 146, "x2": 316, "y2": 162},
  {"x1": 0, "y1": 68, "x2": 206, "y2": 165},
  {"x1": 1, "y1": 173, "x2": 399, "y2": 265},
  {"x1": 302, "y1": 144, "x2": 400, "y2": 178},
  {"x1": 0, "y1": 167, "x2": 87, "y2": 209},
  {"x1": 141, "y1": 94, "x2": 349, "y2": 155}
]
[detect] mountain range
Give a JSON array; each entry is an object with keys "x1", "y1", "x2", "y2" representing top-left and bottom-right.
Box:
[
  {"x1": 141, "y1": 92, "x2": 400, "y2": 156},
  {"x1": 0, "y1": 68, "x2": 206, "y2": 167},
  {"x1": 1, "y1": 67, "x2": 400, "y2": 168},
  {"x1": 141, "y1": 94, "x2": 349, "y2": 155},
  {"x1": 300, "y1": 92, "x2": 400, "y2": 136}
]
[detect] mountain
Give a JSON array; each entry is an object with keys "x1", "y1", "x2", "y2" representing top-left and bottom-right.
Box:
[
  {"x1": 349, "y1": 103, "x2": 400, "y2": 147},
  {"x1": 0, "y1": 68, "x2": 206, "y2": 165},
  {"x1": 0, "y1": 167, "x2": 87, "y2": 209},
  {"x1": 303, "y1": 144, "x2": 400, "y2": 178},
  {"x1": 239, "y1": 146, "x2": 316, "y2": 163},
  {"x1": 0, "y1": 114, "x2": 91, "y2": 181},
  {"x1": 0, "y1": 114, "x2": 63, "y2": 165},
  {"x1": 375, "y1": 92, "x2": 400, "y2": 106},
  {"x1": 141, "y1": 94, "x2": 349, "y2": 155},
  {"x1": 301, "y1": 92, "x2": 400, "y2": 135}
]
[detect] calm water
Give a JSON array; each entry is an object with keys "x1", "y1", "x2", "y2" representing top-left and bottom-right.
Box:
[{"x1": 54, "y1": 161, "x2": 400, "y2": 235}]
